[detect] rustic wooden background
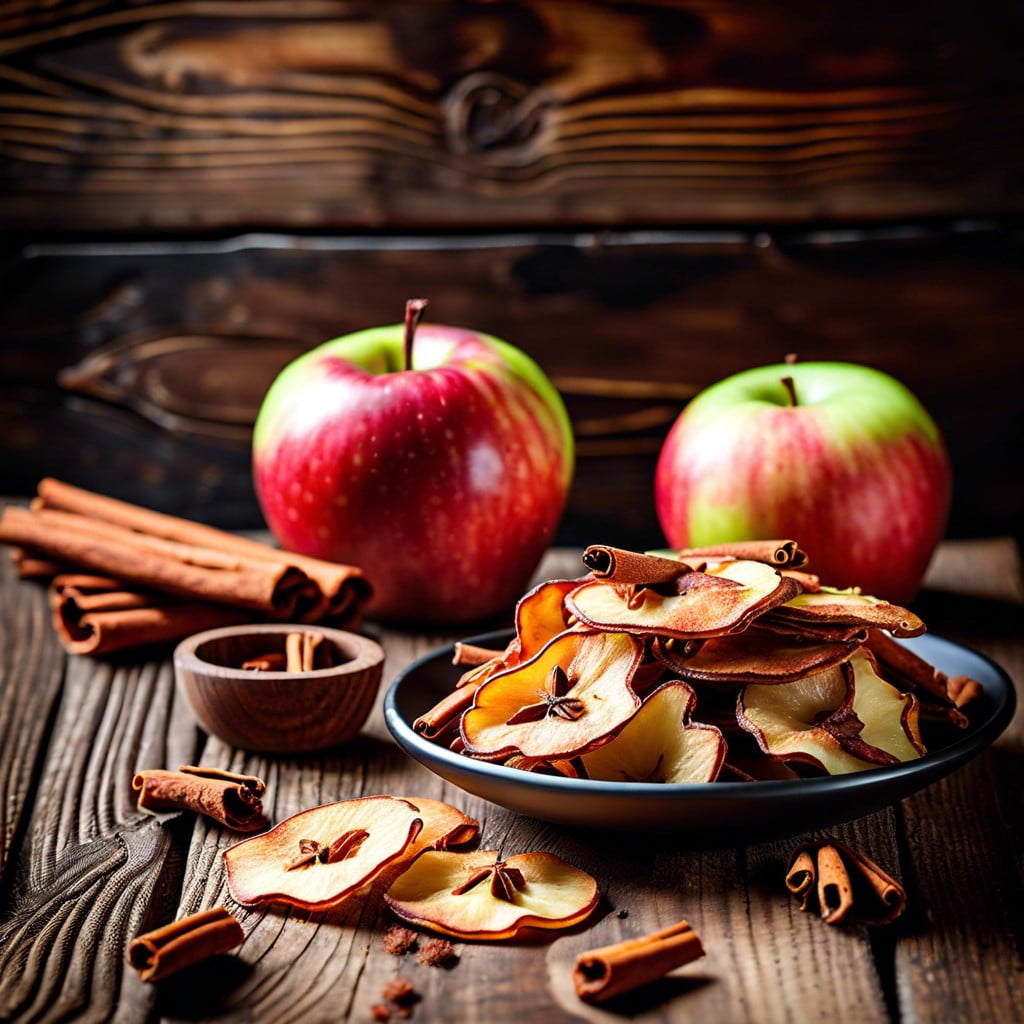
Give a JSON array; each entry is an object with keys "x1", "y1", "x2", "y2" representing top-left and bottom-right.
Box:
[{"x1": 1, "y1": 0, "x2": 1022, "y2": 548}]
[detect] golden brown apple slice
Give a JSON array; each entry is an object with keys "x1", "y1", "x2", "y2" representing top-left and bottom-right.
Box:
[
  {"x1": 737, "y1": 666, "x2": 885, "y2": 775},
  {"x1": 223, "y1": 796, "x2": 422, "y2": 910},
  {"x1": 766, "y1": 587, "x2": 925, "y2": 638},
  {"x1": 461, "y1": 630, "x2": 642, "y2": 759},
  {"x1": 846, "y1": 649, "x2": 925, "y2": 762},
  {"x1": 514, "y1": 578, "x2": 582, "y2": 660},
  {"x1": 384, "y1": 850, "x2": 599, "y2": 940},
  {"x1": 653, "y1": 626, "x2": 862, "y2": 685},
  {"x1": 399, "y1": 798, "x2": 480, "y2": 855},
  {"x1": 566, "y1": 560, "x2": 799, "y2": 640},
  {"x1": 580, "y1": 681, "x2": 726, "y2": 784}
]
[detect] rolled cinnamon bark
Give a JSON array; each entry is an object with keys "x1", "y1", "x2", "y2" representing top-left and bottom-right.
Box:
[
  {"x1": 866, "y1": 628, "x2": 982, "y2": 708},
  {"x1": 572, "y1": 919, "x2": 705, "y2": 1004},
  {"x1": 133, "y1": 765, "x2": 266, "y2": 831},
  {"x1": 35, "y1": 477, "x2": 370, "y2": 621},
  {"x1": 8, "y1": 546, "x2": 67, "y2": 579},
  {"x1": 676, "y1": 539, "x2": 808, "y2": 568},
  {"x1": 128, "y1": 906, "x2": 244, "y2": 982},
  {"x1": 1, "y1": 505, "x2": 311, "y2": 616},
  {"x1": 785, "y1": 837, "x2": 906, "y2": 926},
  {"x1": 52, "y1": 576, "x2": 249, "y2": 656},
  {"x1": 581, "y1": 545, "x2": 691, "y2": 585}
]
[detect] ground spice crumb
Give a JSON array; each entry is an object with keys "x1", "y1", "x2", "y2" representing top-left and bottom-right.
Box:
[
  {"x1": 382, "y1": 978, "x2": 417, "y2": 1007},
  {"x1": 382, "y1": 925, "x2": 419, "y2": 956},
  {"x1": 416, "y1": 937, "x2": 458, "y2": 968},
  {"x1": 371, "y1": 1003, "x2": 391, "y2": 1022}
]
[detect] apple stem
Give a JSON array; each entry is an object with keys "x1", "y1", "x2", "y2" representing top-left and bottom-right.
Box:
[
  {"x1": 403, "y1": 298, "x2": 428, "y2": 371},
  {"x1": 781, "y1": 375, "x2": 799, "y2": 406}
]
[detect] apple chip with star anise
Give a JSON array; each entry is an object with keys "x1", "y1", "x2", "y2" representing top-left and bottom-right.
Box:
[
  {"x1": 412, "y1": 540, "x2": 981, "y2": 784},
  {"x1": 384, "y1": 849, "x2": 599, "y2": 940},
  {"x1": 460, "y1": 630, "x2": 643, "y2": 759},
  {"x1": 224, "y1": 796, "x2": 424, "y2": 910}
]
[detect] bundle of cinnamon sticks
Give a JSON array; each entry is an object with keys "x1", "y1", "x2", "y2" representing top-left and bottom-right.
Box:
[{"x1": 0, "y1": 479, "x2": 371, "y2": 656}]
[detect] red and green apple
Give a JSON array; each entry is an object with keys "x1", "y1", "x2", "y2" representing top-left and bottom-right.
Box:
[
  {"x1": 655, "y1": 361, "x2": 951, "y2": 604},
  {"x1": 253, "y1": 301, "x2": 574, "y2": 624}
]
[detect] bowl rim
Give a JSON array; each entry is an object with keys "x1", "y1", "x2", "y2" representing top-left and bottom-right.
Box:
[
  {"x1": 384, "y1": 628, "x2": 1017, "y2": 803},
  {"x1": 174, "y1": 623, "x2": 384, "y2": 681}
]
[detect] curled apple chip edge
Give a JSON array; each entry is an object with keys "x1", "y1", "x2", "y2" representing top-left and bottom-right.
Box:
[
  {"x1": 565, "y1": 559, "x2": 799, "y2": 640},
  {"x1": 580, "y1": 680, "x2": 727, "y2": 784},
  {"x1": 461, "y1": 629, "x2": 643, "y2": 759},
  {"x1": 846, "y1": 649, "x2": 925, "y2": 761},
  {"x1": 514, "y1": 577, "x2": 584, "y2": 661},
  {"x1": 384, "y1": 849, "x2": 599, "y2": 940},
  {"x1": 737, "y1": 664, "x2": 891, "y2": 776},
  {"x1": 223, "y1": 796, "x2": 423, "y2": 910},
  {"x1": 398, "y1": 797, "x2": 480, "y2": 855},
  {"x1": 771, "y1": 587, "x2": 926, "y2": 638},
  {"x1": 652, "y1": 626, "x2": 863, "y2": 685}
]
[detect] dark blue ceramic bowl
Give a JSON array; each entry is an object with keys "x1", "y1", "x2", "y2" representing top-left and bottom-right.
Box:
[{"x1": 384, "y1": 629, "x2": 1015, "y2": 840}]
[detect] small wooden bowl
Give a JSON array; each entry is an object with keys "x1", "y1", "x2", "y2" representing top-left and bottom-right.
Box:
[{"x1": 174, "y1": 624, "x2": 385, "y2": 753}]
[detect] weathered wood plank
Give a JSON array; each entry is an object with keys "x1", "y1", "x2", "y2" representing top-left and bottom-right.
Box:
[
  {"x1": 0, "y1": 544, "x2": 1020, "y2": 1022},
  {"x1": 0, "y1": 0, "x2": 1021, "y2": 230},
  {"x1": 0, "y1": 646, "x2": 199, "y2": 1021},
  {"x1": 0, "y1": 517, "x2": 65, "y2": 879},
  {"x1": 893, "y1": 538, "x2": 1024, "y2": 1023}
]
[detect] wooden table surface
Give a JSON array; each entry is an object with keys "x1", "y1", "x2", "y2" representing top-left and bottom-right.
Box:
[{"x1": 0, "y1": 537, "x2": 1021, "y2": 1023}]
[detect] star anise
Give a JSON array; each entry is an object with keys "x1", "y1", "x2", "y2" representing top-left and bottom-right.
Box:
[
  {"x1": 283, "y1": 829, "x2": 369, "y2": 871},
  {"x1": 505, "y1": 665, "x2": 586, "y2": 725},
  {"x1": 450, "y1": 859, "x2": 527, "y2": 902}
]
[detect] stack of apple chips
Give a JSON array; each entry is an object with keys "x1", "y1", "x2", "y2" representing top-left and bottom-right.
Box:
[{"x1": 415, "y1": 542, "x2": 981, "y2": 783}]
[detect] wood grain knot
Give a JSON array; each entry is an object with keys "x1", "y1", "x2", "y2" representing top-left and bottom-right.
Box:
[{"x1": 443, "y1": 72, "x2": 546, "y2": 163}]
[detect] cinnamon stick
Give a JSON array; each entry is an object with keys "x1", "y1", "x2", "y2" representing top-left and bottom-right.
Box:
[
  {"x1": 572, "y1": 919, "x2": 705, "y2": 1004},
  {"x1": 866, "y1": 628, "x2": 981, "y2": 708},
  {"x1": 452, "y1": 642, "x2": 506, "y2": 667},
  {"x1": 8, "y1": 545, "x2": 66, "y2": 579},
  {"x1": 35, "y1": 477, "x2": 370, "y2": 621},
  {"x1": 54, "y1": 591, "x2": 249, "y2": 656},
  {"x1": 133, "y1": 765, "x2": 266, "y2": 831},
  {"x1": 581, "y1": 545, "x2": 692, "y2": 585},
  {"x1": 1, "y1": 505, "x2": 312, "y2": 617},
  {"x1": 413, "y1": 678, "x2": 485, "y2": 741},
  {"x1": 128, "y1": 906, "x2": 244, "y2": 982},
  {"x1": 785, "y1": 837, "x2": 906, "y2": 926},
  {"x1": 676, "y1": 539, "x2": 808, "y2": 568}
]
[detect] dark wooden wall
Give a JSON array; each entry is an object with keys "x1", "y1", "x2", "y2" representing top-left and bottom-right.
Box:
[{"x1": 1, "y1": 1, "x2": 1022, "y2": 549}]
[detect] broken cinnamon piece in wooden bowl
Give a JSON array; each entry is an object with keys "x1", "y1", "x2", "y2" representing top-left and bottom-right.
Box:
[{"x1": 174, "y1": 623, "x2": 384, "y2": 753}]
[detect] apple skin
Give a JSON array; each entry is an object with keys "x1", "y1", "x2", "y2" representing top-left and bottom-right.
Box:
[
  {"x1": 252, "y1": 321, "x2": 574, "y2": 624},
  {"x1": 655, "y1": 362, "x2": 951, "y2": 605}
]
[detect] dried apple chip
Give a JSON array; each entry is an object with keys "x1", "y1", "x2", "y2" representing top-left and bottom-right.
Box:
[
  {"x1": 737, "y1": 665, "x2": 886, "y2": 775},
  {"x1": 514, "y1": 578, "x2": 581, "y2": 660},
  {"x1": 224, "y1": 796, "x2": 422, "y2": 910},
  {"x1": 461, "y1": 630, "x2": 642, "y2": 759},
  {"x1": 399, "y1": 798, "x2": 480, "y2": 855},
  {"x1": 653, "y1": 626, "x2": 862, "y2": 685},
  {"x1": 846, "y1": 649, "x2": 924, "y2": 762},
  {"x1": 566, "y1": 560, "x2": 799, "y2": 640},
  {"x1": 767, "y1": 587, "x2": 925, "y2": 638},
  {"x1": 580, "y1": 681, "x2": 726, "y2": 784},
  {"x1": 384, "y1": 850, "x2": 598, "y2": 940}
]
